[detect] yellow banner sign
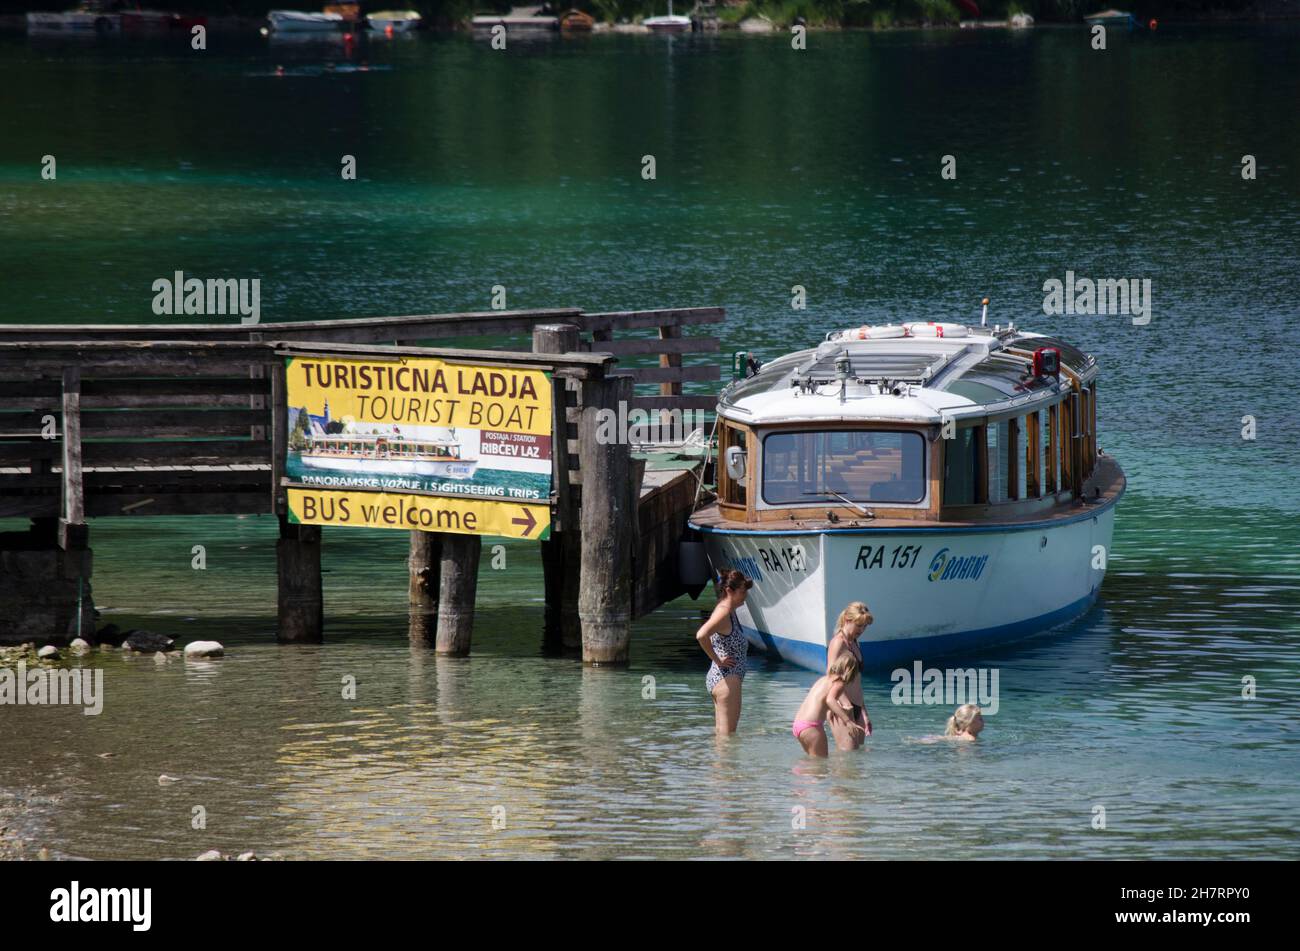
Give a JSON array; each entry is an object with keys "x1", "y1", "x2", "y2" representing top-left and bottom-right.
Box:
[
  {"x1": 287, "y1": 488, "x2": 550, "y2": 540},
  {"x1": 284, "y1": 354, "x2": 553, "y2": 503}
]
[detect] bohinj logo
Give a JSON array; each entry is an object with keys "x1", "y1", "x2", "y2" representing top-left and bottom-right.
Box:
[{"x1": 927, "y1": 548, "x2": 989, "y2": 582}]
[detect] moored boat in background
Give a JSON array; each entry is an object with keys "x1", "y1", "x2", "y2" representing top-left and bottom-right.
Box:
[
  {"x1": 267, "y1": 9, "x2": 345, "y2": 32},
  {"x1": 26, "y1": 1, "x2": 122, "y2": 33},
  {"x1": 644, "y1": 0, "x2": 691, "y2": 33},
  {"x1": 366, "y1": 9, "x2": 421, "y2": 32},
  {"x1": 1084, "y1": 8, "x2": 1139, "y2": 28}
]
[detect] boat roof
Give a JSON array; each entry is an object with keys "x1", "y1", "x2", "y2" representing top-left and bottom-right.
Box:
[{"x1": 718, "y1": 325, "x2": 1098, "y2": 426}]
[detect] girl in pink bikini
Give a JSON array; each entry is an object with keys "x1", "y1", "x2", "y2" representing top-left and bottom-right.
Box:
[{"x1": 792, "y1": 654, "x2": 865, "y2": 757}]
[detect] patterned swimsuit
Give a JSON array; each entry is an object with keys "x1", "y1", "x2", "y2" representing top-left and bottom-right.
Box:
[{"x1": 705, "y1": 611, "x2": 749, "y2": 694}]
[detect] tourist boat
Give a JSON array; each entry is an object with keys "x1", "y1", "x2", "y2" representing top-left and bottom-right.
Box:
[
  {"x1": 298, "y1": 434, "x2": 478, "y2": 479},
  {"x1": 1084, "y1": 8, "x2": 1138, "y2": 28},
  {"x1": 366, "y1": 9, "x2": 421, "y2": 32},
  {"x1": 688, "y1": 316, "x2": 1125, "y2": 671},
  {"x1": 644, "y1": 1, "x2": 691, "y2": 33},
  {"x1": 267, "y1": 9, "x2": 345, "y2": 32},
  {"x1": 26, "y1": 1, "x2": 122, "y2": 33}
]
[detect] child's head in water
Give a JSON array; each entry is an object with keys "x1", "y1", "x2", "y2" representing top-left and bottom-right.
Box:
[
  {"x1": 828, "y1": 653, "x2": 860, "y2": 685},
  {"x1": 945, "y1": 703, "x2": 984, "y2": 738}
]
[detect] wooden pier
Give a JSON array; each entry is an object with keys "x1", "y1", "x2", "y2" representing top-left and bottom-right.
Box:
[{"x1": 0, "y1": 308, "x2": 722, "y2": 664}]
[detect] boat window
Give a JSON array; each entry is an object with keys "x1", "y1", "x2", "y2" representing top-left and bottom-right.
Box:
[
  {"x1": 944, "y1": 354, "x2": 1046, "y2": 404},
  {"x1": 721, "y1": 424, "x2": 748, "y2": 507},
  {"x1": 1040, "y1": 405, "x2": 1050, "y2": 493},
  {"x1": 1045, "y1": 404, "x2": 1058, "y2": 494},
  {"x1": 1060, "y1": 396, "x2": 1074, "y2": 494},
  {"x1": 1010, "y1": 417, "x2": 1025, "y2": 500},
  {"x1": 762, "y1": 429, "x2": 926, "y2": 505},
  {"x1": 1024, "y1": 413, "x2": 1039, "y2": 498},
  {"x1": 942, "y1": 426, "x2": 979, "y2": 506},
  {"x1": 1088, "y1": 382, "x2": 1098, "y2": 473},
  {"x1": 988, "y1": 420, "x2": 1011, "y2": 503}
]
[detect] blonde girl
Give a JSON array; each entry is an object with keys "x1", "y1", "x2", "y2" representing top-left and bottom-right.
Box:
[
  {"x1": 944, "y1": 703, "x2": 985, "y2": 741},
  {"x1": 825, "y1": 601, "x2": 873, "y2": 748}
]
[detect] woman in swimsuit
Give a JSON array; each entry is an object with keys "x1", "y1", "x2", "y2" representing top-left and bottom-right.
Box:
[
  {"x1": 792, "y1": 654, "x2": 865, "y2": 757},
  {"x1": 825, "y1": 601, "x2": 873, "y2": 750},
  {"x1": 695, "y1": 569, "x2": 752, "y2": 735}
]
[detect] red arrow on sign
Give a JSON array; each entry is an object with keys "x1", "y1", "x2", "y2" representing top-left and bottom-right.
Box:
[{"x1": 511, "y1": 507, "x2": 537, "y2": 536}]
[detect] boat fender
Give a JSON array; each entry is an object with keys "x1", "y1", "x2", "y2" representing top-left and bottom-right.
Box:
[{"x1": 904, "y1": 322, "x2": 969, "y2": 338}]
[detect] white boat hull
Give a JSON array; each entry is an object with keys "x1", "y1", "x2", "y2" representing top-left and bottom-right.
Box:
[
  {"x1": 693, "y1": 497, "x2": 1118, "y2": 672},
  {"x1": 644, "y1": 17, "x2": 691, "y2": 33},
  {"x1": 367, "y1": 15, "x2": 419, "y2": 32},
  {"x1": 26, "y1": 12, "x2": 119, "y2": 32},
  {"x1": 268, "y1": 11, "x2": 343, "y2": 33},
  {"x1": 299, "y1": 454, "x2": 477, "y2": 479}
]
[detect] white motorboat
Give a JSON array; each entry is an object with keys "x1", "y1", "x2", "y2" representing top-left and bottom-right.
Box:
[
  {"x1": 644, "y1": 0, "x2": 691, "y2": 33},
  {"x1": 26, "y1": 2, "x2": 121, "y2": 33},
  {"x1": 297, "y1": 434, "x2": 478, "y2": 480},
  {"x1": 267, "y1": 9, "x2": 345, "y2": 33},
  {"x1": 366, "y1": 9, "x2": 421, "y2": 32},
  {"x1": 689, "y1": 315, "x2": 1124, "y2": 672}
]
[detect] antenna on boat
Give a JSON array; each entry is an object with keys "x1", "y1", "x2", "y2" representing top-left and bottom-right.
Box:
[
  {"x1": 980, "y1": 297, "x2": 990, "y2": 327},
  {"x1": 835, "y1": 352, "x2": 851, "y2": 404}
]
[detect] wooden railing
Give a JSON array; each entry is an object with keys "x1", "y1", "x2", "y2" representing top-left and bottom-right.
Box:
[
  {"x1": 0, "y1": 339, "x2": 615, "y2": 529},
  {"x1": 0, "y1": 306, "x2": 724, "y2": 413}
]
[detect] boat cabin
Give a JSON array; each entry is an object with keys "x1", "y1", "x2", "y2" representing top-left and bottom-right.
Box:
[{"x1": 704, "y1": 324, "x2": 1121, "y2": 528}]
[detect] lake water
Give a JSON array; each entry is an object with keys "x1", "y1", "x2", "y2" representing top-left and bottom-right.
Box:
[{"x1": 1, "y1": 25, "x2": 1298, "y2": 860}]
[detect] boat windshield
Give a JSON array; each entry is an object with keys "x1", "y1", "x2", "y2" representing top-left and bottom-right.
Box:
[{"x1": 762, "y1": 429, "x2": 926, "y2": 505}]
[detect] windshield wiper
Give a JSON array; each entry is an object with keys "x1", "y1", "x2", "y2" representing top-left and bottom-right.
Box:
[{"x1": 801, "y1": 490, "x2": 873, "y2": 518}]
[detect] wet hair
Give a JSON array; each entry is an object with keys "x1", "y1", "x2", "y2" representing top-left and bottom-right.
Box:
[
  {"x1": 717, "y1": 569, "x2": 753, "y2": 600},
  {"x1": 828, "y1": 653, "x2": 859, "y2": 685},
  {"x1": 945, "y1": 703, "x2": 981, "y2": 736},
  {"x1": 836, "y1": 601, "x2": 873, "y2": 635}
]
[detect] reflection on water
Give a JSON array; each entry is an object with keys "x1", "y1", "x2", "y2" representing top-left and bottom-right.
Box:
[{"x1": 1, "y1": 26, "x2": 1298, "y2": 859}]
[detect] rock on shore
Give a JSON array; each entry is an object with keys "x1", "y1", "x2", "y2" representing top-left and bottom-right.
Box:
[{"x1": 183, "y1": 640, "x2": 225, "y2": 658}]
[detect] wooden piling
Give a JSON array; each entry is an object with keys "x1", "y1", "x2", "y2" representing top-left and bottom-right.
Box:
[
  {"x1": 277, "y1": 515, "x2": 323, "y2": 643},
  {"x1": 577, "y1": 373, "x2": 634, "y2": 665},
  {"x1": 533, "y1": 323, "x2": 582, "y2": 652},
  {"x1": 408, "y1": 530, "x2": 441, "y2": 646},
  {"x1": 436, "y1": 532, "x2": 480, "y2": 656}
]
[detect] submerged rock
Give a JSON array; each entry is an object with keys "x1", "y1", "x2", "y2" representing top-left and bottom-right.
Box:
[
  {"x1": 157, "y1": 774, "x2": 181, "y2": 786},
  {"x1": 184, "y1": 640, "x2": 225, "y2": 658},
  {"x1": 37, "y1": 645, "x2": 60, "y2": 660},
  {"x1": 122, "y1": 630, "x2": 174, "y2": 654}
]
